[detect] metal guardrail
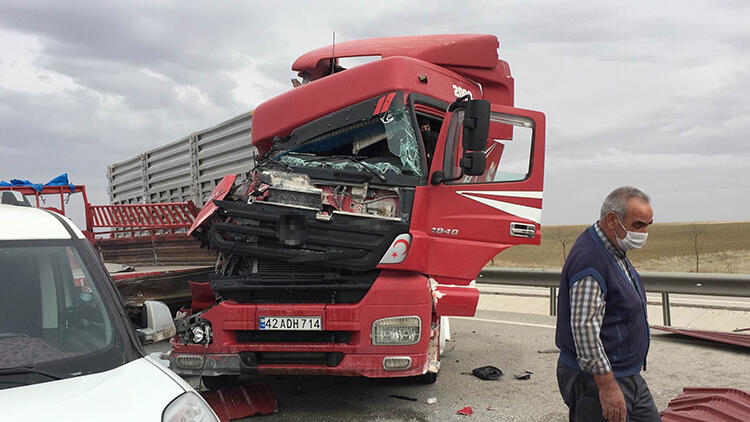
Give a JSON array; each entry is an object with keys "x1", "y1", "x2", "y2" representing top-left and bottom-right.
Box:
[{"x1": 477, "y1": 267, "x2": 750, "y2": 326}]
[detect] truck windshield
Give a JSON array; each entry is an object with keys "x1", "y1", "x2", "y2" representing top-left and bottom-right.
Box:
[
  {"x1": 0, "y1": 241, "x2": 128, "y2": 390},
  {"x1": 274, "y1": 107, "x2": 424, "y2": 179}
]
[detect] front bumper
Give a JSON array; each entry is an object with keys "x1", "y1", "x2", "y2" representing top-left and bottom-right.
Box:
[
  {"x1": 168, "y1": 351, "x2": 430, "y2": 378},
  {"x1": 169, "y1": 270, "x2": 435, "y2": 378}
]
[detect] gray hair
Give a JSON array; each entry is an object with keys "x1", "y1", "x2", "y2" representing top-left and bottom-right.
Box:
[{"x1": 600, "y1": 186, "x2": 650, "y2": 220}]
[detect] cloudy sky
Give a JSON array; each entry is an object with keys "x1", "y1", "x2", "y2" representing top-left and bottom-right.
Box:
[{"x1": 1, "y1": 1, "x2": 748, "y2": 226}]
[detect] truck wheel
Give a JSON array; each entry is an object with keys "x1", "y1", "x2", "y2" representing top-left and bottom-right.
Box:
[
  {"x1": 201, "y1": 375, "x2": 239, "y2": 391},
  {"x1": 412, "y1": 371, "x2": 438, "y2": 384}
]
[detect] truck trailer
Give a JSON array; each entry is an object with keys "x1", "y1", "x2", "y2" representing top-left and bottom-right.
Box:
[{"x1": 168, "y1": 34, "x2": 546, "y2": 388}]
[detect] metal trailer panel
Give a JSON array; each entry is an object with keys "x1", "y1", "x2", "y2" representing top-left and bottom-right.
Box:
[
  {"x1": 662, "y1": 387, "x2": 750, "y2": 421},
  {"x1": 108, "y1": 111, "x2": 255, "y2": 206}
]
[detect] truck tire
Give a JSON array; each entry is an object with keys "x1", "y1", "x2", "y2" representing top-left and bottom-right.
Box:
[
  {"x1": 201, "y1": 375, "x2": 239, "y2": 391},
  {"x1": 411, "y1": 371, "x2": 438, "y2": 384}
]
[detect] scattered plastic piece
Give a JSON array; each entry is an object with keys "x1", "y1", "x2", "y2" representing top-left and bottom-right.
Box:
[
  {"x1": 487, "y1": 406, "x2": 497, "y2": 411},
  {"x1": 389, "y1": 394, "x2": 418, "y2": 402},
  {"x1": 426, "y1": 397, "x2": 438, "y2": 405},
  {"x1": 513, "y1": 370, "x2": 533, "y2": 380},
  {"x1": 471, "y1": 365, "x2": 503, "y2": 380},
  {"x1": 457, "y1": 406, "x2": 473, "y2": 416}
]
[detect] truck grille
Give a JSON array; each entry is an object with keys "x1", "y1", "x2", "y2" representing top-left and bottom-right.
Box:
[
  {"x1": 209, "y1": 200, "x2": 409, "y2": 271},
  {"x1": 211, "y1": 260, "x2": 378, "y2": 304},
  {"x1": 240, "y1": 351, "x2": 344, "y2": 367}
]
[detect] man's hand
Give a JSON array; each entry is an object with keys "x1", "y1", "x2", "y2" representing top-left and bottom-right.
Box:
[{"x1": 593, "y1": 372, "x2": 626, "y2": 422}]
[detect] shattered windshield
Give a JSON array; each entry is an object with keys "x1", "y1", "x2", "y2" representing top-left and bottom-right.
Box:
[{"x1": 275, "y1": 107, "x2": 423, "y2": 179}]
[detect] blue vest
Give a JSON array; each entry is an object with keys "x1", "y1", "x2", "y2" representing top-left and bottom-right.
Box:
[{"x1": 555, "y1": 225, "x2": 650, "y2": 377}]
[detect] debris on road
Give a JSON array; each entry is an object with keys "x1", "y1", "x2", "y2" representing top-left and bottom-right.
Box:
[
  {"x1": 389, "y1": 394, "x2": 418, "y2": 402},
  {"x1": 471, "y1": 365, "x2": 504, "y2": 380},
  {"x1": 200, "y1": 383, "x2": 277, "y2": 421},
  {"x1": 426, "y1": 397, "x2": 438, "y2": 405},
  {"x1": 513, "y1": 370, "x2": 533, "y2": 380},
  {"x1": 651, "y1": 325, "x2": 750, "y2": 348},
  {"x1": 457, "y1": 406, "x2": 473, "y2": 416},
  {"x1": 661, "y1": 387, "x2": 750, "y2": 421},
  {"x1": 537, "y1": 348, "x2": 558, "y2": 354}
]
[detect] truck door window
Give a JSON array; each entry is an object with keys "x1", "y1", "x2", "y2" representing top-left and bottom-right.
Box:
[
  {"x1": 444, "y1": 111, "x2": 535, "y2": 184},
  {"x1": 415, "y1": 109, "x2": 444, "y2": 168}
]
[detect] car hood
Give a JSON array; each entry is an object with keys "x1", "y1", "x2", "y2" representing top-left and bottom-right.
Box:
[{"x1": 0, "y1": 357, "x2": 188, "y2": 421}]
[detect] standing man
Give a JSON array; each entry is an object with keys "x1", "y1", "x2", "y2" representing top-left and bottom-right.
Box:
[{"x1": 556, "y1": 187, "x2": 660, "y2": 422}]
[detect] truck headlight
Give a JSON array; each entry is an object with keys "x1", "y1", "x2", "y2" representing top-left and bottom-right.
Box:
[
  {"x1": 192, "y1": 326, "x2": 205, "y2": 344},
  {"x1": 371, "y1": 316, "x2": 421, "y2": 345},
  {"x1": 163, "y1": 392, "x2": 218, "y2": 422}
]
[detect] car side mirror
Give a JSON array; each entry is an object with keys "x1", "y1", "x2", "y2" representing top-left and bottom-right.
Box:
[{"x1": 136, "y1": 300, "x2": 176, "y2": 344}]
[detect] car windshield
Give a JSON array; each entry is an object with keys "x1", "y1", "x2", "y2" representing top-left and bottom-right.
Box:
[
  {"x1": 274, "y1": 107, "x2": 424, "y2": 179},
  {"x1": 0, "y1": 241, "x2": 128, "y2": 390}
]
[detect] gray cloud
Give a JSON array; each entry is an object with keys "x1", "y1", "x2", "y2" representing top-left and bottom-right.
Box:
[{"x1": 1, "y1": 0, "x2": 748, "y2": 226}]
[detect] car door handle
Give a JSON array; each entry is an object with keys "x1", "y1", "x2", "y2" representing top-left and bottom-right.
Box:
[{"x1": 509, "y1": 222, "x2": 535, "y2": 238}]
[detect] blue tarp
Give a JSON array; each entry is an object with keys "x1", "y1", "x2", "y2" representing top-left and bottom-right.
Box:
[{"x1": 0, "y1": 173, "x2": 76, "y2": 193}]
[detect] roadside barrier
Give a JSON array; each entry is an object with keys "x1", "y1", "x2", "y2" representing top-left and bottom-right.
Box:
[{"x1": 477, "y1": 267, "x2": 750, "y2": 326}]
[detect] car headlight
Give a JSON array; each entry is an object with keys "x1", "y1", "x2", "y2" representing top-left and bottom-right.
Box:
[
  {"x1": 163, "y1": 392, "x2": 219, "y2": 422},
  {"x1": 371, "y1": 316, "x2": 421, "y2": 345}
]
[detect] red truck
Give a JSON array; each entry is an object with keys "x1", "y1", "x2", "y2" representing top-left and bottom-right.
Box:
[{"x1": 168, "y1": 34, "x2": 546, "y2": 388}]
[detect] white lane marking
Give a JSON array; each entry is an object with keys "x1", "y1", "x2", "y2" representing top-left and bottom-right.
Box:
[{"x1": 452, "y1": 316, "x2": 556, "y2": 329}]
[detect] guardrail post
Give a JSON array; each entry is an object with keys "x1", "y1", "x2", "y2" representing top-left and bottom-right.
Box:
[
  {"x1": 549, "y1": 287, "x2": 557, "y2": 316},
  {"x1": 661, "y1": 292, "x2": 671, "y2": 326}
]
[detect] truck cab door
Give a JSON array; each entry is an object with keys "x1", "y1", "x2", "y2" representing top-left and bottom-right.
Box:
[{"x1": 411, "y1": 103, "x2": 546, "y2": 285}]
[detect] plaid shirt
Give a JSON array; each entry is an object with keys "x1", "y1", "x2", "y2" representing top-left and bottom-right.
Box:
[{"x1": 569, "y1": 222, "x2": 637, "y2": 374}]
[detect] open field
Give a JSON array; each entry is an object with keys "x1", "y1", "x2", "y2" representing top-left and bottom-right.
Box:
[{"x1": 490, "y1": 221, "x2": 750, "y2": 274}]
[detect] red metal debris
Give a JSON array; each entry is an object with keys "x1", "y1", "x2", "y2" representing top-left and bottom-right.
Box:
[
  {"x1": 661, "y1": 387, "x2": 750, "y2": 422},
  {"x1": 651, "y1": 325, "x2": 750, "y2": 348},
  {"x1": 200, "y1": 383, "x2": 277, "y2": 421},
  {"x1": 457, "y1": 406, "x2": 473, "y2": 416}
]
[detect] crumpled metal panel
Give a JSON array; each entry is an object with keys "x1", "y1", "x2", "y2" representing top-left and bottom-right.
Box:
[
  {"x1": 651, "y1": 325, "x2": 750, "y2": 348},
  {"x1": 661, "y1": 387, "x2": 750, "y2": 422},
  {"x1": 200, "y1": 383, "x2": 277, "y2": 421}
]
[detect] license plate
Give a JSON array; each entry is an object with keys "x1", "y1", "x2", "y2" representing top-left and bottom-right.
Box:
[{"x1": 259, "y1": 316, "x2": 322, "y2": 331}]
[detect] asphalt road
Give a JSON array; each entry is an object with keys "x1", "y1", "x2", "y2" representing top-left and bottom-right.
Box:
[{"x1": 149, "y1": 307, "x2": 750, "y2": 421}]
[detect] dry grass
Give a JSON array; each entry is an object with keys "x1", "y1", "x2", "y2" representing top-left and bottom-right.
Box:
[{"x1": 489, "y1": 221, "x2": 750, "y2": 274}]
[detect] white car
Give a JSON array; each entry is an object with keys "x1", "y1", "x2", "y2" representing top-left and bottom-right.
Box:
[{"x1": 0, "y1": 193, "x2": 218, "y2": 421}]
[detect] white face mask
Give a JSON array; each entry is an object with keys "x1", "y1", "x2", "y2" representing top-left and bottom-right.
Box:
[{"x1": 615, "y1": 216, "x2": 648, "y2": 251}]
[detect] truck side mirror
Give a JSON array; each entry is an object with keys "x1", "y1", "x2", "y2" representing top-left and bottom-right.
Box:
[
  {"x1": 136, "y1": 300, "x2": 176, "y2": 344},
  {"x1": 459, "y1": 152, "x2": 486, "y2": 176},
  {"x1": 462, "y1": 100, "x2": 490, "y2": 152}
]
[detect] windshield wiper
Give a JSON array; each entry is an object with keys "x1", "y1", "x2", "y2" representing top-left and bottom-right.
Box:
[
  {"x1": 330, "y1": 155, "x2": 387, "y2": 182},
  {"x1": 0, "y1": 365, "x2": 63, "y2": 380}
]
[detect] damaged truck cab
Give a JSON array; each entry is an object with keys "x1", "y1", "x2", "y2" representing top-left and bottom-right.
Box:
[{"x1": 169, "y1": 34, "x2": 546, "y2": 385}]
